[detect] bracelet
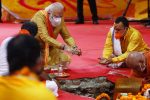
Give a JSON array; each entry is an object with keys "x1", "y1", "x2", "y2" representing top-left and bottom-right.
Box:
[
  {"x1": 61, "y1": 44, "x2": 65, "y2": 50},
  {"x1": 72, "y1": 45, "x2": 78, "y2": 49}
]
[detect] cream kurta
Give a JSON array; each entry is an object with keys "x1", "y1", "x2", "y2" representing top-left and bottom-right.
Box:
[
  {"x1": 103, "y1": 26, "x2": 150, "y2": 63},
  {"x1": 31, "y1": 10, "x2": 76, "y2": 65}
]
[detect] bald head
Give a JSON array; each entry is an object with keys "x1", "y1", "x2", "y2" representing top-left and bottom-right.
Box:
[{"x1": 126, "y1": 51, "x2": 146, "y2": 72}]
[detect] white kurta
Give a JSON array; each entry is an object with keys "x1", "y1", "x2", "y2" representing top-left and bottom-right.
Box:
[
  {"x1": 0, "y1": 37, "x2": 12, "y2": 75},
  {"x1": 108, "y1": 28, "x2": 123, "y2": 68},
  {"x1": 0, "y1": 37, "x2": 58, "y2": 96}
]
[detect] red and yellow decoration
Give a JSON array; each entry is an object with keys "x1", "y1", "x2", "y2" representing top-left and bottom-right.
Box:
[
  {"x1": 119, "y1": 93, "x2": 147, "y2": 100},
  {"x1": 118, "y1": 84, "x2": 150, "y2": 100},
  {"x1": 96, "y1": 84, "x2": 150, "y2": 100},
  {"x1": 2, "y1": 0, "x2": 148, "y2": 21}
]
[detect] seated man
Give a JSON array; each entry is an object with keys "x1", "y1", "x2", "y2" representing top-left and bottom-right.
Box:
[
  {"x1": 0, "y1": 22, "x2": 58, "y2": 96},
  {"x1": 99, "y1": 16, "x2": 150, "y2": 68},
  {"x1": 0, "y1": 21, "x2": 38, "y2": 75},
  {"x1": 31, "y1": 2, "x2": 81, "y2": 68},
  {"x1": 0, "y1": 34, "x2": 56, "y2": 100},
  {"x1": 126, "y1": 51, "x2": 150, "y2": 82}
]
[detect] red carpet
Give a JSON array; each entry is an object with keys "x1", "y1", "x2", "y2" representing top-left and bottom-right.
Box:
[
  {"x1": 57, "y1": 90, "x2": 94, "y2": 100},
  {"x1": 58, "y1": 21, "x2": 150, "y2": 82},
  {"x1": 0, "y1": 21, "x2": 150, "y2": 100}
]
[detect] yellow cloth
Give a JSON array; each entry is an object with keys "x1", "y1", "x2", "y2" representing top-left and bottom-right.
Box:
[
  {"x1": 103, "y1": 26, "x2": 150, "y2": 63},
  {"x1": 0, "y1": 68, "x2": 56, "y2": 100},
  {"x1": 31, "y1": 10, "x2": 76, "y2": 65}
]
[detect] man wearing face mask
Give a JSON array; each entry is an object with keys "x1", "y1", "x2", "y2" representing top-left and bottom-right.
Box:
[
  {"x1": 99, "y1": 16, "x2": 150, "y2": 68},
  {"x1": 31, "y1": 2, "x2": 81, "y2": 68},
  {"x1": 126, "y1": 51, "x2": 150, "y2": 82}
]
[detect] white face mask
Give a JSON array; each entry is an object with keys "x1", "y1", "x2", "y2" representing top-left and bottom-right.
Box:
[{"x1": 49, "y1": 14, "x2": 61, "y2": 27}]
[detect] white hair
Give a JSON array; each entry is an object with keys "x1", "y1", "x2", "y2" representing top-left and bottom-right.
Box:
[{"x1": 45, "y1": 2, "x2": 64, "y2": 13}]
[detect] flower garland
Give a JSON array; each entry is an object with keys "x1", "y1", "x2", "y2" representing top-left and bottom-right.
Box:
[
  {"x1": 141, "y1": 84, "x2": 150, "y2": 94},
  {"x1": 95, "y1": 93, "x2": 110, "y2": 100}
]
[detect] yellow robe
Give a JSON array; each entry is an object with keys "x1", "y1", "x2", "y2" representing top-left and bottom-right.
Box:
[
  {"x1": 31, "y1": 10, "x2": 76, "y2": 66},
  {"x1": 103, "y1": 26, "x2": 150, "y2": 63},
  {"x1": 0, "y1": 71, "x2": 56, "y2": 100}
]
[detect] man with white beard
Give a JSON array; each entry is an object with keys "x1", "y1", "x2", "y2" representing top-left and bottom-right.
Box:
[{"x1": 31, "y1": 2, "x2": 81, "y2": 69}]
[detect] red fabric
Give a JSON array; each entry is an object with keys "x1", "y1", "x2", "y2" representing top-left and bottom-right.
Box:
[
  {"x1": 0, "y1": 21, "x2": 150, "y2": 99},
  {"x1": 0, "y1": 23, "x2": 20, "y2": 44},
  {"x1": 57, "y1": 90, "x2": 94, "y2": 100},
  {"x1": 53, "y1": 67, "x2": 131, "y2": 83}
]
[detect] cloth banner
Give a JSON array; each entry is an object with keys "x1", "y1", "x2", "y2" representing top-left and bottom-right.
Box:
[{"x1": 2, "y1": 0, "x2": 148, "y2": 20}]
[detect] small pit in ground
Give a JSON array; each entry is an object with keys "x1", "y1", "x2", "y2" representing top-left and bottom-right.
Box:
[{"x1": 57, "y1": 76, "x2": 115, "y2": 99}]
